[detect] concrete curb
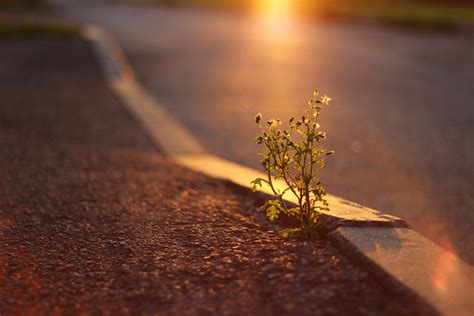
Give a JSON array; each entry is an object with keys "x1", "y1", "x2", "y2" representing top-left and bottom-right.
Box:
[
  {"x1": 83, "y1": 25, "x2": 204, "y2": 155},
  {"x1": 327, "y1": 229, "x2": 440, "y2": 316},
  {"x1": 173, "y1": 154, "x2": 407, "y2": 228},
  {"x1": 329, "y1": 228, "x2": 474, "y2": 316},
  {"x1": 83, "y1": 25, "x2": 474, "y2": 316}
]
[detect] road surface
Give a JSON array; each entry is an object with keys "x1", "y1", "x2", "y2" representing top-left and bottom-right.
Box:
[{"x1": 55, "y1": 1, "x2": 474, "y2": 264}]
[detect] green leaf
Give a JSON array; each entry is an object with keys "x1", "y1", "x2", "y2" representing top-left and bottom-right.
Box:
[
  {"x1": 266, "y1": 205, "x2": 280, "y2": 221},
  {"x1": 250, "y1": 178, "x2": 265, "y2": 192},
  {"x1": 261, "y1": 200, "x2": 283, "y2": 221},
  {"x1": 279, "y1": 227, "x2": 302, "y2": 238}
]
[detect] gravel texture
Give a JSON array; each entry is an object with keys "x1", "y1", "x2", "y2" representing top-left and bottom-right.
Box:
[{"x1": 0, "y1": 38, "x2": 426, "y2": 315}]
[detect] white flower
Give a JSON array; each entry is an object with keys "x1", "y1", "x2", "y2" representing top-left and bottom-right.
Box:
[{"x1": 321, "y1": 95, "x2": 331, "y2": 105}]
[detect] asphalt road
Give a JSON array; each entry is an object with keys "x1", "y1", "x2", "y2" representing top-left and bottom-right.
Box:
[
  {"x1": 56, "y1": 1, "x2": 474, "y2": 263},
  {"x1": 2, "y1": 39, "x2": 425, "y2": 315}
]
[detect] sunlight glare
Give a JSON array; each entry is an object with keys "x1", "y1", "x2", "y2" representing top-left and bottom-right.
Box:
[
  {"x1": 257, "y1": 0, "x2": 293, "y2": 19},
  {"x1": 254, "y1": 0, "x2": 296, "y2": 41}
]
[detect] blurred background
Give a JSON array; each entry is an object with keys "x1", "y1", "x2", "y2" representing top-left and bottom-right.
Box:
[{"x1": 1, "y1": 0, "x2": 473, "y2": 264}]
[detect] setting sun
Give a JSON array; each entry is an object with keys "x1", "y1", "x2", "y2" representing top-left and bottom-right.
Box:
[
  {"x1": 253, "y1": 0, "x2": 296, "y2": 39},
  {"x1": 256, "y1": 0, "x2": 293, "y2": 18}
]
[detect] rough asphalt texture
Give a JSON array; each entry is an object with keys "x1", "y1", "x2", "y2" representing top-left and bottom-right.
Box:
[
  {"x1": 57, "y1": 2, "x2": 474, "y2": 264},
  {"x1": 0, "y1": 39, "x2": 428, "y2": 315}
]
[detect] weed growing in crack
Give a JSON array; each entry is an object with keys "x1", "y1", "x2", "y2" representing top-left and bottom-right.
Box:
[{"x1": 252, "y1": 90, "x2": 334, "y2": 240}]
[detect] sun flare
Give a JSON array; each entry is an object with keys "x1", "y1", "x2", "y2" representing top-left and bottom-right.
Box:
[
  {"x1": 254, "y1": 0, "x2": 296, "y2": 40},
  {"x1": 256, "y1": 0, "x2": 293, "y2": 19}
]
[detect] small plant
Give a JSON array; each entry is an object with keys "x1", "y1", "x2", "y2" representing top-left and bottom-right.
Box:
[{"x1": 251, "y1": 90, "x2": 334, "y2": 240}]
